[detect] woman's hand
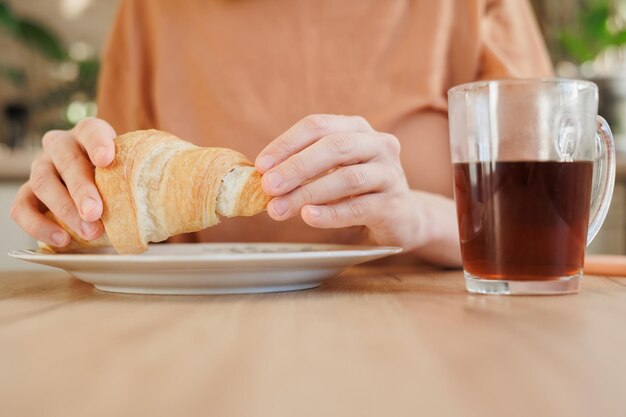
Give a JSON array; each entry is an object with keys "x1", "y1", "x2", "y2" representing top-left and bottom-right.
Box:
[
  {"x1": 10, "y1": 118, "x2": 117, "y2": 248},
  {"x1": 255, "y1": 114, "x2": 420, "y2": 249}
]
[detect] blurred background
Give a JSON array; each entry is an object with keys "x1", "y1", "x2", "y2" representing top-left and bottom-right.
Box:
[{"x1": 0, "y1": 0, "x2": 625, "y2": 268}]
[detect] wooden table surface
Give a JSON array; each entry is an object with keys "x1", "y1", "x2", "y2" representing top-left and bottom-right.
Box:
[{"x1": 1, "y1": 266, "x2": 625, "y2": 417}]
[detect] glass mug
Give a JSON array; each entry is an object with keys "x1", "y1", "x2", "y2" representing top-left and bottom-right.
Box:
[{"x1": 448, "y1": 79, "x2": 615, "y2": 295}]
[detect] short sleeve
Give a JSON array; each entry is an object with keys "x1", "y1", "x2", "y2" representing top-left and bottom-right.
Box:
[
  {"x1": 479, "y1": 0, "x2": 553, "y2": 79},
  {"x1": 95, "y1": 0, "x2": 155, "y2": 133}
]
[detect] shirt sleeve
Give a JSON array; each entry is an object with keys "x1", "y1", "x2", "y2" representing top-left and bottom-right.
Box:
[
  {"x1": 478, "y1": 0, "x2": 553, "y2": 79},
  {"x1": 95, "y1": 0, "x2": 155, "y2": 133}
]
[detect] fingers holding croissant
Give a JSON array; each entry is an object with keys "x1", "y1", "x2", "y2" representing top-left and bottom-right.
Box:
[{"x1": 43, "y1": 130, "x2": 270, "y2": 254}]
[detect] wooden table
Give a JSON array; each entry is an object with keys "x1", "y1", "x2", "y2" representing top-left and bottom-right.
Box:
[{"x1": 1, "y1": 267, "x2": 625, "y2": 417}]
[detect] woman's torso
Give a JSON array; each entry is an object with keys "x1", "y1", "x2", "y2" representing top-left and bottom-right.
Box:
[{"x1": 97, "y1": 0, "x2": 551, "y2": 244}]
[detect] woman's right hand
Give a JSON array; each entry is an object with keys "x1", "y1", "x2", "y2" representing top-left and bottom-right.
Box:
[{"x1": 10, "y1": 118, "x2": 117, "y2": 248}]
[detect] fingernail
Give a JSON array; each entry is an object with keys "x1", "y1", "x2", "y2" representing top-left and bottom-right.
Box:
[
  {"x1": 81, "y1": 197, "x2": 97, "y2": 217},
  {"x1": 265, "y1": 171, "x2": 283, "y2": 189},
  {"x1": 257, "y1": 155, "x2": 275, "y2": 171},
  {"x1": 271, "y1": 199, "x2": 289, "y2": 216},
  {"x1": 82, "y1": 221, "x2": 98, "y2": 236},
  {"x1": 52, "y1": 232, "x2": 68, "y2": 246},
  {"x1": 307, "y1": 206, "x2": 321, "y2": 217}
]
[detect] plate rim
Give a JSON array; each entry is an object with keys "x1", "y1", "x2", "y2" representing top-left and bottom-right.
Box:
[{"x1": 8, "y1": 242, "x2": 403, "y2": 263}]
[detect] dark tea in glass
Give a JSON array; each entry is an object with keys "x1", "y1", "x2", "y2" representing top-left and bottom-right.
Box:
[{"x1": 453, "y1": 161, "x2": 593, "y2": 281}]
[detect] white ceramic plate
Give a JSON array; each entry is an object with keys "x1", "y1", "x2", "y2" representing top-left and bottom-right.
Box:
[{"x1": 9, "y1": 243, "x2": 402, "y2": 295}]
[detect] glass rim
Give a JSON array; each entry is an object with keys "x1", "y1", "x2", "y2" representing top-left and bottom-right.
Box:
[{"x1": 448, "y1": 78, "x2": 598, "y2": 96}]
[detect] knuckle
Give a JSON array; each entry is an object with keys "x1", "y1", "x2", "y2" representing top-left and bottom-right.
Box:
[
  {"x1": 30, "y1": 170, "x2": 49, "y2": 194},
  {"x1": 348, "y1": 200, "x2": 368, "y2": 218},
  {"x1": 41, "y1": 130, "x2": 65, "y2": 149},
  {"x1": 380, "y1": 172, "x2": 396, "y2": 190},
  {"x1": 74, "y1": 116, "x2": 99, "y2": 135},
  {"x1": 328, "y1": 134, "x2": 353, "y2": 155},
  {"x1": 377, "y1": 164, "x2": 401, "y2": 187},
  {"x1": 298, "y1": 185, "x2": 315, "y2": 204},
  {"x1": 390, "y1": 193, "x2": 404, "y2": 210},
  {"x1": 302, "y1": 114, "x2": 329, "y2": 131},
  {"x1": 58, "y1": 200, "x2": 74, "y2": 220},
  {"x1": 396, "y1": 165, "x2": 408, "y2": 184},
  {"x1": 287, "y1": 154, "x2": 308, "y2": 177},
  {"x1": 380, "y1": 133, "x2": 401, "y2": 155},
  {"x1": 351, "y1": 115, "x2": 371, "y2": 130},
  {"x1": 343, "y1": 167, "x2": 366, "y2": 191},
  {"x1": 276, "y1": 140, "x2": 295, "y2": 159},
  {"x1": 389, "y1": 164, "x2": 409, "y2": 191},
  {"x1": 30, "y1": 158, "x2": 41, "y2": 174},
  {"x1": 25, "y1": 217, "x2": 43, "y2": 238},
  {"x1": 385, "y1": 194, "x2": 404, "y2": 222},
  {"x1": 68, "y1": 180, "x2": 88, "y2": 199},
  {"x1": 74, "y1": 117, "x2": 109, "y2": 145},
  {"x1": 328, "y1": 205, "x2": 340, "y2": 222},
  {"x1": 57, "y1": 150, "x2": 82, "y2": 173}
]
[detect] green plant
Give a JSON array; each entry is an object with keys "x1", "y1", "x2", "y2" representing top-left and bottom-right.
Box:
[
  {"x1": 0, "y1": 1, "x2": 99, "y2": 130},
  {"x1": 0, "y1": 1, "x2": 66, "y2": 85},
  {"x1": 559, "y1": 0, "x2": 626, "y2": 63}
]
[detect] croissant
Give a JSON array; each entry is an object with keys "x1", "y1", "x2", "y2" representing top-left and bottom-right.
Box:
[{"x1": 40, "y1": 129, "x2": 270, "y2": 254}]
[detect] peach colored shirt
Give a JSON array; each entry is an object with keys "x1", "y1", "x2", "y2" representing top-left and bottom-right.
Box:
[{"x1": 97, "y1": 0, "x2": 552, "y2": 245}]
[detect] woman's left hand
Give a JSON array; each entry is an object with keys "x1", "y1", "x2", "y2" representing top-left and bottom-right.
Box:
[{"x1": 255, "y1": 114, "x2": 417, "y2": 248}]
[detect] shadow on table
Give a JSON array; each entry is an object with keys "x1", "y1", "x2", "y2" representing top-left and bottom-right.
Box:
[{"x1": 0, "y1": 264, "x2": 465, "y2": 305}]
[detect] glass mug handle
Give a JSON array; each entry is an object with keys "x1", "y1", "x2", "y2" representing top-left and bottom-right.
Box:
[{"x1": 587, "y1": 116, "x2": 616, "y2": 245}]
